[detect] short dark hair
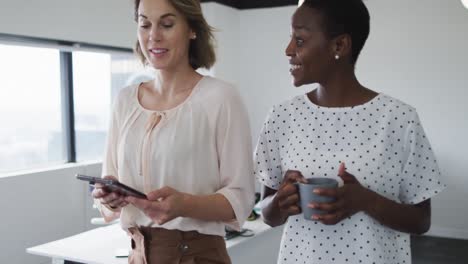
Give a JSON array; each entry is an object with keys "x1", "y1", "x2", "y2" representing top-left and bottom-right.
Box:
[
  {"x1": 133, "y1": 0, "x2": 216, "y2": 69},
  {"x1": 302, "y1": 0, "x2": 370, "y2": 64}
]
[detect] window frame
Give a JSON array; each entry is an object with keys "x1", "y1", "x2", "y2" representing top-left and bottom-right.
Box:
[{"x1": 0, "y1": 33, "x2": 134, "y2": 173}]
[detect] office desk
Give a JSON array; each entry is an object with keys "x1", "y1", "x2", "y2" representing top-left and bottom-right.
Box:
[{"x1": 27, "y1": 219, "x2": 274, "y2": 264}]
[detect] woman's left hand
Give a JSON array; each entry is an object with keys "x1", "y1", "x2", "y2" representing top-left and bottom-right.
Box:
[
  {"x1": 125, "y1": 186, "x2": 189, "y2": 225},
  {"x1": 309, "y1": 162, "x2": 374, "y2": 225}
]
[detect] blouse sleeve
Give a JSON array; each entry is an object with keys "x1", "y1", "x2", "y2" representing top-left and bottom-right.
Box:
[
  {"x1": 254, "y1": 106, "x2": 283, "y2": 190},
  {"x1": 215, "y1": 88, "x2": 255, "y2": 231},
  {"x1": 95, "y1": 93, "x2": 122, "y2": 222},
  {"x1": 399, "y1": 111, "x2": 446, "y2": 204}
]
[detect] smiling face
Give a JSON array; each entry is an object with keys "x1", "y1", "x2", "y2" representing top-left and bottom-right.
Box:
[
  {"x1": 285, "y1": 6, "x2": 336, "y2": 87},
  {"x1": 137, "y1": 0, "x2": 195, "y2": 71}
]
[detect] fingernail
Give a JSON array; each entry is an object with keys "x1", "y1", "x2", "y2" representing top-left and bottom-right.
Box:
[
  {"x1": 312, "y1": 215, "x2": 319, "y2": 220},
  {"x1": 308, "y1": 203, "x2": 316, "y2": 208},
  {"x1": 313, "y1": 189, "x2": 320, "y2": 194}
]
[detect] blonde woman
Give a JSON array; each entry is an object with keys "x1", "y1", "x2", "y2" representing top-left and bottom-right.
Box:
[{"x1": 92, "y1": 0, "x2": 254, "y2": 263}]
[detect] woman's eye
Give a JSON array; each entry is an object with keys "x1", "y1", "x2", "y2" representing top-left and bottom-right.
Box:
[
  {"x1": 159, "y1": 20, "x2": 174, "y2": 28},
  {"x1": 296, "y1": 38, "x2": 304, "y2": 46},
  {"x1": 140, "y1": 24, "x2": 150, "y2": 29}
]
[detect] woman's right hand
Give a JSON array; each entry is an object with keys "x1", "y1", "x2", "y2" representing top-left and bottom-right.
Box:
[
  {"x1": 91, "y1": 175, "x2": 128, "y2": 211},
  {"x1": 274, "y1": 170, "x2": 307, "y2": 218}
]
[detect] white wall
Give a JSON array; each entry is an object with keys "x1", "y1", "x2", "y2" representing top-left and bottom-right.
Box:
[
  {"x1": 0, "y1": 0, "x2": 135, "y2": 48},
  {"x1": 202, "y1": 3, "x2": 240, "y2": 86},
  {"x1": 1, "y1": 0, "x2": 467, "y2": 263},
  {"x1": 238, "y1": 6, "x2": 302, "y2": 143}
]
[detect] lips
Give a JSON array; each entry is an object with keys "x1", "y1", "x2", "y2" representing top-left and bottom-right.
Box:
[
  {"x1": 149, "y1": 48, "x2": 168, "y2": 58},
  {"x1": 289, "y1": 64, "x2": 302, "y2": 73}
]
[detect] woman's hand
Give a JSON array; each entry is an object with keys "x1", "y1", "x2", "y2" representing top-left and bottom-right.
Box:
[
  {"x1": 125, "y1": 186, "x2": 189, "y2": 225},
  {"x1": 273, "y1": 170, "x2": 308, "y2": 219},
  {"x1": 309, "y1": 163, "x2": 372, "y2": 225},
  {"x1": 91, "y1": 175, "x2": 128, "y2": 211}
]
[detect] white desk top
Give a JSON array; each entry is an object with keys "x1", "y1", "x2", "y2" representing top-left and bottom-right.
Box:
[{"x1": 27, "y1": 219, "x2": 271, "y2": 264}]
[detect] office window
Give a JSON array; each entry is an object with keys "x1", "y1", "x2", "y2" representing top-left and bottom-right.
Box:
[
  {"x1": 0, "y1": 44, "x2": 63, "y2": 174},
  {"x1": 73, "y1": 51, "x2": 148, "y2": 162},
  {"x1": 0, "y1": 34, "x2": 152, "y2": 175}
]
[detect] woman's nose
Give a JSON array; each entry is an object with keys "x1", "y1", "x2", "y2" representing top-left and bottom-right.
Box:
[
  {"x1": 149, "y1": 27, "x2": 162, "y2": 42},
  {"x1": 285, "y1": 39, "x2": 295, "y2": 57}
]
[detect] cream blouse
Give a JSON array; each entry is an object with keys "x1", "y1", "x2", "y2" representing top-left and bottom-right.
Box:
[{"x1": 98, "y1": 76, "x2": 255, "y2": 236}]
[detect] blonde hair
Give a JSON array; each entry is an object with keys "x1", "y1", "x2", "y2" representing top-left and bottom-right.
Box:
[{"x1": 133, "y1": 0, "x2": 216, "y2": 69}]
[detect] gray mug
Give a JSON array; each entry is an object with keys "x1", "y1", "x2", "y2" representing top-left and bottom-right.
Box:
[{"x1": 296, "y1": 177, "x2": 339, "y2": 221}]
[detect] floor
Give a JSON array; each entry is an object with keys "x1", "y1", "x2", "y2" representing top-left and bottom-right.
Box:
[{"x1": 412, "y1": 235, "x2": 468, "y2": 264}]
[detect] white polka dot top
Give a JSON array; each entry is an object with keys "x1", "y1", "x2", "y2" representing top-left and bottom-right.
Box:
[{"x1": 254, "y1": 93, "x2": 446, "y2": 264}]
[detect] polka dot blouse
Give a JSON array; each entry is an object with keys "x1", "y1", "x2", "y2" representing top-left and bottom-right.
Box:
[{"x1": 254, "y1": 93, "x2": 446, "y2": 264}]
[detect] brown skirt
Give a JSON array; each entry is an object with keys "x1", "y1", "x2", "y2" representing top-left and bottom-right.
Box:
[{"x1": 127, "y1": 227, "x2": 232, "y2": 264}]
